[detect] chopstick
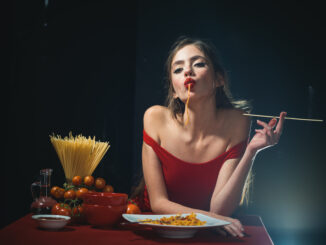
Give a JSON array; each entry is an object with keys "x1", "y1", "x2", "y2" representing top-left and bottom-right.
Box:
[{"x1": 243, "y1": 113, "x2": 323, "y2": 122}]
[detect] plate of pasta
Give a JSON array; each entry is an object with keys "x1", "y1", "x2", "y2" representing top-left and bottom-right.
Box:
[{"x1": 122, "y1": 213, "x2": 230, "y2": 238}]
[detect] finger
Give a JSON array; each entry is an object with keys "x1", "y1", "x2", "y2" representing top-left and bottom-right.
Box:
[
  {"x1": 269, "y1": 134, "x2": 278, "y2": 145},
  {"x1": 256, "y1": 119, "x2": 269, "y2": 129},
  {"x1": 258, "y1": 119, "x2": 276, "y2": 137},
  {"x1": 265, "y1": 128, "x2": 273, "y2": 138},
  {"x1": 275, "y1": 111, "x2": 287, "y2": 135},
  {"x1": 223, "y1": 225, "x2": 237, "y2": 237},
  {"x1": 229, "y1": 224, "x2": 244, "y2": 237},
  {"x1": 256, "y1": 129, "x2": 277, "y2": 146},
  {"x1": 268, "y1": 118, "x2": 277, "y2": 128},
  {"x1": 256, "y1": 120, "x2": 273, "y2": 133},
  {"x1": 225, "y1": 222, "x2": 244, "y2": 237},
  {"x1": 257, "y1": 118, "x2": 276, "y2": 129},
  {"x1": 255, "y1": 129, "x2": 264, "y2": 134},
  {"x1": 255, "y1": 128, "x2": 272, "y2": 137},
  {"x1": 233, "y1": 219, "x2": 244, "y2": 232}
]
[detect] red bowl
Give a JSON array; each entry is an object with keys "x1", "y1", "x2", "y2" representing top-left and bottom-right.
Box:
[
  {"x1": 83, "y1": 203, "x2": 127, "y2": 227},
  {"x1": 83, "y1": 192, "x2": 128, "y2": 206}
]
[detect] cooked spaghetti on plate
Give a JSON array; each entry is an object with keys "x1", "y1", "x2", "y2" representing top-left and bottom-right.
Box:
[
  {"x1": 138, "y1": 213, "x2": 206, "y2": 226},
  {"x1": 122, "y1": 213, "x2": 230, "y2": 238}
]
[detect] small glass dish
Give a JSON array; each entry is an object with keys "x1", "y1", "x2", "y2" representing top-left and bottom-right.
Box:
[{"x1": 32, "y1": 214, "x2": 71, "y2": 230}]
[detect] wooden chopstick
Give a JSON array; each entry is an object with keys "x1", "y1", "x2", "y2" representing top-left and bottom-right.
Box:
[{"x1": 243, "y1": 113, "x2": 323, "y2": 122}]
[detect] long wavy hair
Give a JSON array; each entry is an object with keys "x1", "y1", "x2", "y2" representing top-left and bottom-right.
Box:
[
  {"x1": 164, "y1": 37, "x2": 252, "y2": 205},
  {"x1": 165, "y1": 36, "x2": 251, "y2": 118}
]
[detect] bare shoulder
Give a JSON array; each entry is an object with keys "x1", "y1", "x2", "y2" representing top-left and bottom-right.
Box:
[
  {"x1": 143, "y1": 105, "x2": 170, "y2": 142},
  {"x1": 224, "y1": 108, "x2": 251, "y2": 142}
]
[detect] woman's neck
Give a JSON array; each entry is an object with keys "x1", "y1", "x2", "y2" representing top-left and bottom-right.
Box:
[{"x1": 181, "y1": 96, "x2": 223, "y2": 139}]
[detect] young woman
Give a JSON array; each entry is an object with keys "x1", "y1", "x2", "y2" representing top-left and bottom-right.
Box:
[{"x1": 140, "y1": 37, "x2": 286, "y2": 237}]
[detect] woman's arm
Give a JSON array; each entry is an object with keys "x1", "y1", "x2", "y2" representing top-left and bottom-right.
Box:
[
  {"x1": 210, "y1": 149, "x2": 255, "y2": 215},
  {"x1": 210, "y1": 111, "x2": 286, "y2": 216}
]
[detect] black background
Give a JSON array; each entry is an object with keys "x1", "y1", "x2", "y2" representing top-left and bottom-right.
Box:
[{"x1": 7, "y1": 1, "x2": 326, "y2": 244}]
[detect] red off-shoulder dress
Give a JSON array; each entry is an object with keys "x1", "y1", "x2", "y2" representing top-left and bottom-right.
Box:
[{"x1": 132, "y1": 130, "x2": 247, "y2": 212}]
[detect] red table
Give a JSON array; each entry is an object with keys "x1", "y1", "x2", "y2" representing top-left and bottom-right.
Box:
[{"x1": 0, "y1": 214, "x2": 274, "y2": 245}]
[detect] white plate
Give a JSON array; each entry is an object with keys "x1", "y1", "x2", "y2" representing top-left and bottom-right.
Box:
[
  {"x1": 32, "y1": 214, "x2": 71, "y2": 230},
  {"x1": 122, "y1": 213, "x2": 230, "y2": 238}
]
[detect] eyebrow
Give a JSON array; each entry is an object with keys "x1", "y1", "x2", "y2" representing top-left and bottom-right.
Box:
[{"x1": 172, "y1": 55, "x2": 207, "y2": 67}]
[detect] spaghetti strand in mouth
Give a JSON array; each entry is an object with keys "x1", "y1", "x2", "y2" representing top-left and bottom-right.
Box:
[{"x1": 185, "y1": 84, "x2": 191, "y2": 126}]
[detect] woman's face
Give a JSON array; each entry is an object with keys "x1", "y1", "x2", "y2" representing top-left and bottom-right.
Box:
[{"x1": 170, "y1": 44, "x2": 223, "y2": 102}]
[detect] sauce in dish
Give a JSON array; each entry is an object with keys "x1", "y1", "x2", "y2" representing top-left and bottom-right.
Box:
[{"x1": 36, "y1": 217, "x2": 67, "y2": 221}]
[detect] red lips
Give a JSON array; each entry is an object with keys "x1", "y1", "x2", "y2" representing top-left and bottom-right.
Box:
[{"x1": 184, "y1": 78, "x2": 195, "y2": 88}]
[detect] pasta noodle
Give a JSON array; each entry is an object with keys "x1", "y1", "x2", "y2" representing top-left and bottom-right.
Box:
[
  {"x1": 50, "y1": 132, "x2": 110, "y2": 182},
  {"x1": 184, "y1": 84, "x2": 191, "y2": 126},
  {"x1": 139, "y1": 213, "x2": 206, "y2": 226}
]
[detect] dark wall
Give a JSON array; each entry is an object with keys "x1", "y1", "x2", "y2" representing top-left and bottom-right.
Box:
[
  {"x1": 132, "y1": 0, "x2": 326, "y2": 243},
  {"x1": 8, "y1": 0, "x2": 326, "y2": 244},
  {"x1": 7, "y1": 0, "x2": 137, "y2": 227}
]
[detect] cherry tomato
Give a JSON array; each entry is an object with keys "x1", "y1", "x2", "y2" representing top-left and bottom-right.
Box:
[
  {"x1": 102, "y1": 185, "x2": 114, "y2": 193},
  {"x1": 72, "y1": 205, "x2": 84, "y2": 216},
  {"x1": 50, "y1": 186, "x2": 59, "y2": 196},
  {"x1": 76, "y1": 187, "x2": 88, "y2": 200},
  {"x1": 84, "y1": 176, "x2": 94, "y2": 187},
  {"x1": 64, "y1": 189, "x2": 76, "y2": 200},
  {"x1": 72, "y1": 176, "x2": 82, "y2": 186},
  {"x1": 58, "y1": 188, "x2": 65, "y2": 198},
  {"x1": 57, "y1": 207, "x2": 71, "y2": 217},
  {"x1": 50, "y1": 186, "x2": 65, "y2": 199},
  {"x1": 51, "y1": 203, "x2": 61, "y2": 215},
  {"x1": 95, "y1": 177, "x2": 106, "y2": 190},
  {"x1": 126, "y1": 203, "x2": 141, "y2": 214}
]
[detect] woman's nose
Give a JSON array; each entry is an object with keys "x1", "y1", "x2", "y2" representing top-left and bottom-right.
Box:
[{"x1": 184, "y1": 68, "x2": 194, "y2": 77}]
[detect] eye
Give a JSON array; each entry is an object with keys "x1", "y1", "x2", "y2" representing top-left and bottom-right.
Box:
[
  {"x1": 173, "y1": 67, "x2": 183, "y2": 74},
  {"x1": 194, "y1": 62, "x2": 206, "y2": 67}
]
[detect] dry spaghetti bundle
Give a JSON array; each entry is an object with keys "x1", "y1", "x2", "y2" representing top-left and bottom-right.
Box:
[{"x1": 50, "y1": 132, "x2": 110, "y2": 182}]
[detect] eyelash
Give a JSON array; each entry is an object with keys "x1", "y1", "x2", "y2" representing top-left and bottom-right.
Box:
[
  {"x1": 173, "y1": 62, "x2": 206, "y2": 74},
  {"x1": 195, "y1": 62, "x2": 206, "y2": 67}
]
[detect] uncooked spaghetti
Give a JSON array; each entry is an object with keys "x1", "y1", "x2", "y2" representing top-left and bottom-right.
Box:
[{"x1": 50, "y1": 132, "x2": 110, "y2": 181}]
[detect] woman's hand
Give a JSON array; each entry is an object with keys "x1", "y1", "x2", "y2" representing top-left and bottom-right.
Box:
[
  {"x1": 247, "y1": 111, "x2": 287, "y2": 154},
  {"x1": 209, "y1": 212, "x2": 245, "y2": 237},
  {"x1": 222, "y1": 217, "x2": 245, "y2": 237}
]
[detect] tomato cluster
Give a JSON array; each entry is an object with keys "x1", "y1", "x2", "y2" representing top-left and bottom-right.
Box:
[
  {"x1": 50, "y1": 175, "x2": 115, "y2": 218},
  {"x1": 51, "y1": 175, "x2": 142, "y2": 218}
]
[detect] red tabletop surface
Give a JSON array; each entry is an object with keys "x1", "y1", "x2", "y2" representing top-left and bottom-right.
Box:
[{"x1": 0, "y1": 214, "x2": 274, "y2": 245}]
